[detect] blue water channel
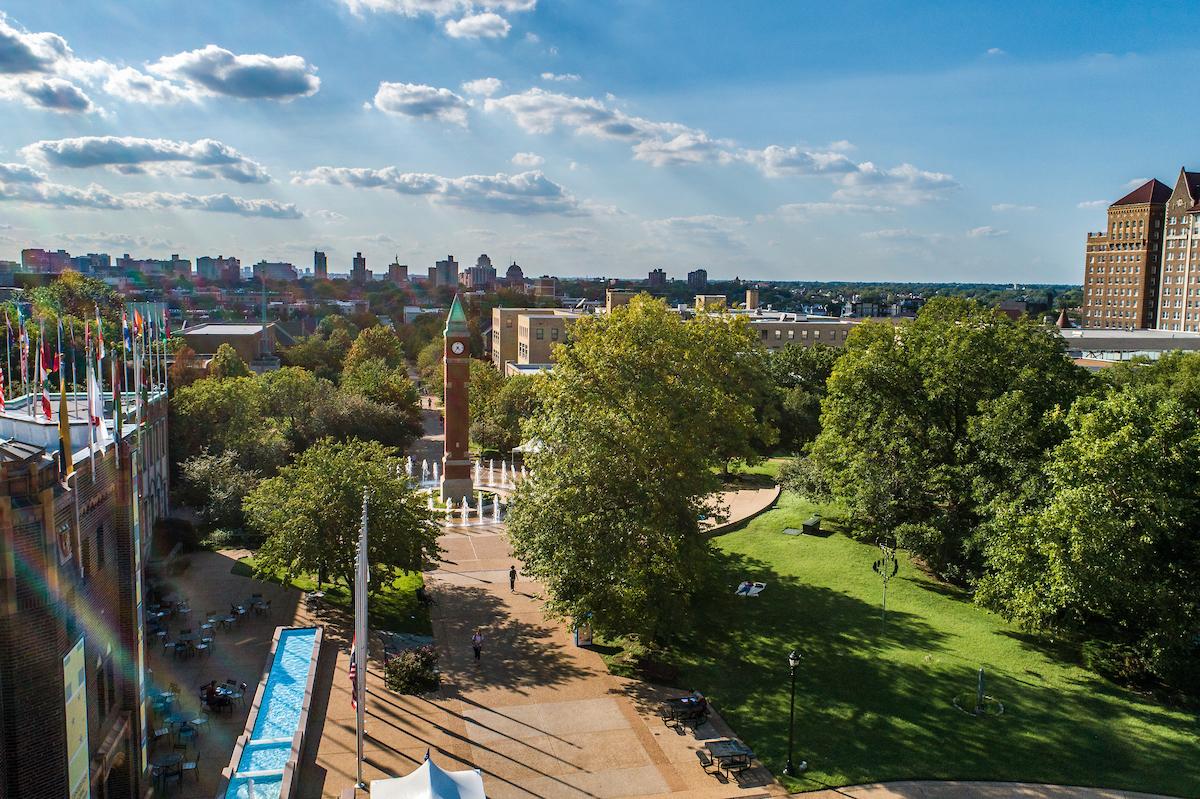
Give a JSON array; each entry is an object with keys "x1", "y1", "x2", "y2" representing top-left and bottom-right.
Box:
[{"x1": 225, "y1": 627, "x2": 318, "y2": 799}]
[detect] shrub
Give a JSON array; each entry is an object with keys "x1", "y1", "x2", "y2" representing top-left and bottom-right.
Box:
[
  {"x1": 779, "y1": 455, "x2": 830, "y2": 501},
  {"x1": 384, "y1": 645, "x2": 440, "y2": 694},
  {"x1": 1082, "y1": 639, "x2": 1149, "y2": 685}
]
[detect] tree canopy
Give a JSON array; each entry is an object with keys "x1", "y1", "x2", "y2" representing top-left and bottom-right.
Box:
[
  {"x1": 244, "y1": 438, "x2": 439, "y2": 591},
  {"x1": 209, "y1": 343, "x2": 251, "y2": 379},
  {"x1": 506, "y1": 296, "x2": 770, "y2": 641}
]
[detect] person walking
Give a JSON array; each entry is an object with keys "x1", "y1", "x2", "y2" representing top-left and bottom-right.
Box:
[
  {"x1": 509, "y1": 565, "x2": 517, "y2": 593},
  {"x1": 471, "y1": 628, "x2": 483, "y2": 662}
]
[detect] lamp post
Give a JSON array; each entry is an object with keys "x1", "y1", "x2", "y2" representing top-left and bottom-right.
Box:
[{"x1": 783, "y1": 648, "x2": 806, "y2": 776}]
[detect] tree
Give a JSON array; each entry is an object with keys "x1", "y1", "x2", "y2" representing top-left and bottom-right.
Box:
[
  {"x1": 472, "y1": 373, "x2": 543, "y2": 453},
  {"x1": 170, "y1": 376, "x2": 291, "y2": 473},
  {"x1": 244, "y1": 438, "x2": 439, "y2": 591},
  {"x1": 320, "y1": 392, "x2": 421, "y2": 450},
  {"x1": 259, "y1": 367, "x2": 336, "y2": 452},
  {"x1": 179, "y1": 450, "x2": 260, "y2": 530},
  {"x1": 339, "y1": 358, "x2": 423, "y2": 441},
  {"x1": 977, "y1": 383, "x2": 1200, "y2": 689},
  {"x1": 342, "y1": 325, "x2": 405, "y2": 374},
  {"x1": 768, "y1": 344, "x2": 843, "y2": 451},
  {"x1": 209, "y1": 343, "x2": 251, "y2": 379},
  {"x1": 168, "y1": 345, "x2": 206, "y2": 390},
  {"x1": 417, "y1": 336, "x2": 444, "y2": 396},
  {"x1": 467, "y1": 358, "x2": 505, "y2": 423},
  {"x1": 808, "y1": 298, "x2": 1089, "y2": 579},
  {"x1": 506, "y1": 296, "x2": 766, "y2": 641}
]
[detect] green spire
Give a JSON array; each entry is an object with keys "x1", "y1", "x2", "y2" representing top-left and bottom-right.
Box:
[{"x1": 445, "y1": 293, "x2": 469, "y2": 335}]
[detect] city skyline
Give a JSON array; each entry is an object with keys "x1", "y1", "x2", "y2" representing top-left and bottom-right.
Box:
[{"x1": 3, "y1": 2, "x2": 1200, "y2": 283}]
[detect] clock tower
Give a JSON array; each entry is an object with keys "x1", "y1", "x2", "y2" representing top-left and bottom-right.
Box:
[{"x1": 441, "y1": 294, "x2": 474, "y2": 502}]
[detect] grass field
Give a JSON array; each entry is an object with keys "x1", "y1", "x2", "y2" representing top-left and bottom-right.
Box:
[
  {"x1": 232, "y1": 557, "x2": 431, "y2": 636},
  {"x1": 671, "y1": 492, "x2": 1198, "y2": 795}
]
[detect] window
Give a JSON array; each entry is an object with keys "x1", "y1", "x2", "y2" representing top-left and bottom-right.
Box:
[
  {"x1": 774, "y1": 329, "x2": 782, "y2": 340},
  {"x1": 506, "y1": 317, "x2": 513, "y2": 328},
  {"x1": 81, "y1": 539, "x2": 91, "y2": 578},
  {"x1": 761, "y1": 330, "x2": 768, "y2": 340},
  {"x1": 551, "y1": 327, "x2": 559, "y2": 341},
  {"x1": 95, "y1": 526, "x2": 105, "y2": 571},
  {"x1": 536, "y1": 327, "x2": 544, "y2": 340},
  {"x1": 787, "y1": 330, "x2": 795, "y2": 340}
]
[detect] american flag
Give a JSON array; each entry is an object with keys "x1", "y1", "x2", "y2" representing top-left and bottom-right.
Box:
[{"x1": 348, "y1": 636, "x2": 357, "y2": 710}]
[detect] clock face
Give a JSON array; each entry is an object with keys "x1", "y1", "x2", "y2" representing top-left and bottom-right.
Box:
[{"x1": 451, "y1": 341, "x2": 465, "y2": 354}]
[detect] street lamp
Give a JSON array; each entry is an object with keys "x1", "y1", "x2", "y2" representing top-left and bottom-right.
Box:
[{"x1": 783, "y1": 648, "x2": 806, "y2": 776}]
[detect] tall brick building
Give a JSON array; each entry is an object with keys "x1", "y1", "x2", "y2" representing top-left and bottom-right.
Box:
[
  {"x1": 0, "y1": 389, "x2": 169, "y2": 798},
  {"x1": 1081, "y1": 179, "x2": 1169, "y2": 329},
  {"x1": 1156, "y1": 168, "x2": 1200, "y2": 331}
]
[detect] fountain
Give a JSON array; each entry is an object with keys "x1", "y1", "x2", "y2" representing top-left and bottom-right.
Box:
[
  {"x1": 427, "y1": 494, "x2": 434, "y2": 511},
  {"x1": 406, "y1": 456, "x2": 414, "y2": 479},
  {"x1": 432, "y1": 462, "x2": 440, "y2": 485},
  {"x1": 420, "y1": 459, "x2": 429, "y2": 482},
  {"x1": 460, "y1": 500, "x2": 470, "y2": 524},
  {"x1": 476, "y1": 492, "x2": 484, "y2": 522},
  {"x1": 445, "y1": 497, "x2": 455, "y2": 521},
  {"x1": 474, "y1": 460, "x2": 481, "y2": 485},
  {"x1": 492, "y1": 496, "x2": 501, "y2": 523},
  {"x1": 488, "y1": 459, "x2": 494, "y2": 482}
]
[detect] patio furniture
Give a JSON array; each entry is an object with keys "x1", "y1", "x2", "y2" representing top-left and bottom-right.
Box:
[
  {"x1": 705, "y1": 739, "x2": 755, "y2": 777},
  {"x1": 695, "y1": 749, "x2": 721, "y2": 776},
  {"x1": 189, "y1": 713, "x2": 209, "y2": 736},
  {"x1": 151, "y1": 752, "x2": 183, "y2": 790},
  {"x1": 661, "y1": 696, "x2": 708, "y2": 726},
  {"x1": 181, "y1": 750, "x2": 200, "y2": 782}
]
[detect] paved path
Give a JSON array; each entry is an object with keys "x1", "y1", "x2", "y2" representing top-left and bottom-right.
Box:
[{"x1": 797, "y1": 782, "x2": 1180, "y2": 799}]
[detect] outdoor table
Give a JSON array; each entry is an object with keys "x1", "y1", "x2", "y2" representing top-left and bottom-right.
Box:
[
  {"x1": 151, "y1": 752, "x2": 183, "y2": 788},
  {"x1": 705, "y1": 739, "x2": 753, "y2": 762},
  {"x1": 166, "y1": 712, "x2": 188, "y2": 727},
  {"x1": 220, "y1": 615, "x2": 236, "y2": 629},
  {"x1": 662, "y1": 696, "x2": 705, "y2": 720}
]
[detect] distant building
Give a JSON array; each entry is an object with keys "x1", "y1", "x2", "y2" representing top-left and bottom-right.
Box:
[
  {"x1": 197, "y1": 255, "x2": 240, "y2": 282},
  {"x1": 68, "y1": 253, "x2": 110, "y2": 273},
  {"x1": 532, "y1": 275, "x2": 558, "y2": 298},
  {"x1": 433, "y1": 255, "x2": 459, "y2": 288},
  {"x1": 388, "y1": 261, "x2": 408, "y2": 284},
  {"x1": 178, "y1": 322, "x2": 295, "y2": 369},
  {"x1": 252, "y1": 260, "x2": 299, "y2": 282},
  {"x1": 350, "y1": 252, "x2": 371, "y2": 284},
  {"x1": 687, "y1": 268, "x2": 708, "y2": 292},
  {"x1": 314, "y1": 250, "x2": 328, "y2": 279},
  {"x1": 1082, "y1": 178, "x2": 1169, "y2": 330},
  {"x1": 1157, "y1": 168, "x2": 1200, "y2": 331},
  {"x1": 21, "y1": 248, "x2": 72, "y2": 273},
  {"x1": 606, "y1": 288, "x2": 637, "y2": 312},
  {"x1": 695, "y1": 294, "x2": 726, "y2": 313},
  {"x1": 505, "y1": 261, "x2": 525, "y2": 288},
  {"x1": 648, "y1": 267, "x2": 666, "y2": 288},
  {"x1": 491, "y1": 307, "x2": 581, "y2": 372},
  {"x1": 114, "y1": 253, "x2": 189, "y2": 275},
  {"x1": 746, "y1": 288, "x2": 759, "y2": 310},
  {"x1": 462, "y1": 254, "x2": 497, "y2": 290}
]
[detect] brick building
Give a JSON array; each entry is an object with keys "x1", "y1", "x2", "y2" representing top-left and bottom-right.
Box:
[
  {"x1": 0, "y1": 388, "x2": 169, "y2": 798},
  {"x1": 1157, "y1": 168, "x2": 1200, "y2": 331},
  {"x1": 1081, "y1": 178, "x2": 1169, "y2": 329}
]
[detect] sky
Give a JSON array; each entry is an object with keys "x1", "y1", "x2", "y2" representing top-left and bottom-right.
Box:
[{"x1": 1, "y1": 1, "x2": 1199, "y2": 284}]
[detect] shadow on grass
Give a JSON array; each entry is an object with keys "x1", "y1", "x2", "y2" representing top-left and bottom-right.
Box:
[{"x1": 670, "y1": 545, "x2": 1200, "y2": 795}]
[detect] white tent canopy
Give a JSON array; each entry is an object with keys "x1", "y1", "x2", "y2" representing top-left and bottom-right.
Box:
[
  {"x1": 512, "y1": 438, "x2": 543, "y2": 454},
  {"x1": 371, "y1": 756, "x2": 486, "y2": 799}
]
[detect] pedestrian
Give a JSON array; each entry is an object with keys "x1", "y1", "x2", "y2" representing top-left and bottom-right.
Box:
[{"x1": 471, "y1": 628, "x2": 483, "y2": 662}]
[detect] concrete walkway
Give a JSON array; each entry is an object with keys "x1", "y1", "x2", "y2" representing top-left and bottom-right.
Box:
[{"x1": 797, "y1": 782, "x2": 1179, "y2": 799}]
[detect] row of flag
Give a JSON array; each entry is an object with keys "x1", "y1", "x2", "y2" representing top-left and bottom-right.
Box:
[{"x1": 0, "y1": 303, "x2": 172, "y2": 480}]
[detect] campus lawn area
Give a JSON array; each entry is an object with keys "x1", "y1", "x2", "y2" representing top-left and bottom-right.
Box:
[
  {"x1": 674, "y1": 493, "x2": 1199, "y2": 795},
  {"x1": 726, "y1": 456, "x2": 790, "y2": 480},
  {"x1": 232, "y1": 556, "x2": 432, "y2": 636}
]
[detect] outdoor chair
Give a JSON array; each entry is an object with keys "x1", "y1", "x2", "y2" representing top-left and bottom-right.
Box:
[
  {"x1": 153, "y1": 726, "x2": 171, "y2": 746},
  {"x1": 695, "y1": 750, "x2": 720, "y2": 776},
  {"x1": 724, "y1": 755, "x2": 753, "y2": 779},
  {"x1": 181, "y1": 751, "x2": 200, "y2": 782}
]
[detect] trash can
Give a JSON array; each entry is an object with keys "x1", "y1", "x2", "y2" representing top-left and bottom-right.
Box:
[{"x1": 802, "y1": 514, "x2": 822, "y2": 535}]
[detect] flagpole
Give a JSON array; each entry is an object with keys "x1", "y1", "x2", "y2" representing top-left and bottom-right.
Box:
[
  {"x1": 4, "y1": 310, "x2": 11, "y2": 409},
  {"x1": 69, "y1": 321, "x2": 78, "y2": 420},
  {"x1": 355, "y1": 488, "x2": 369, "y2": 790},
  {"x1": 86, "y1": 328, "x2": 96, "y2": 478}
]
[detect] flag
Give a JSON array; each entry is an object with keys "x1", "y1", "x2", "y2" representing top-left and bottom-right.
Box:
[
  {"x1": 94, "y1": 304, "x2": 106, "y2": 361},
  {"x1": 348, "y1": 636, "x2": 358, "y2": 710},
  {"x1": 353, "y1": 488, "x2": 369, "y2": 784},
  {"x1": 122, "y1": 310, "x2": 132, "y2": 350},
  {"x1": 0, "y1": 367, "x2": 5, "y2": 413},
  {"x1": 58, "y1": 319, "x2": 72, "y2": 479},
  {"x1": 38, "y1": 319, "x2": 51, "y2": 420}
]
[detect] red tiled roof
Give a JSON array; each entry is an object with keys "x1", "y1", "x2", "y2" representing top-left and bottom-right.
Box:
[{"x1": 1111, "y1": 179, "x2": 1172, "y2": 207}]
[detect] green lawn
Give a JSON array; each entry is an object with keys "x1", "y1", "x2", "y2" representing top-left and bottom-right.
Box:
[
  {"x1": 672, "y1": 493, "x2": 1198, "y2": 795},
  {"x1": 232, "y1": 557, "x2": 432, "y2": 636}
]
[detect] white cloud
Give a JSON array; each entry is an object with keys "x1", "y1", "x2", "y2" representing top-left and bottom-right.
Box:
[
  {"x1": 772, "y1": 202, "x2": 895, "y2": 219},
  {"x1": 22, "y1": 136, "x2": 270, "y2": 183},
  {"x1": 54, "y1": 231, "x2": 175, "y2": 250},
  {"x1": 986, "y1": 47, "x2": 1006, "y2": 56},
  {"x1": 102, "y1": 66, "x2": 194, "y2": 104},
  {"x1": 966, "y1": 225, "x2": 1008, "y2": 238},
  {"x1": 461, "y1": 76, "x2": 502, "y2": 96},
  {"x1": 372, "y1": 81, "x2": 470, "y2": 125},
  {"x1": 511, "y1": 152, "x2": 544, "y2": 167},
  {"x1": 741, "y1": 145, "x2": 858, "y2": 177},
  {"x1": 992, "y1": 202, "x2": 1037, "y2": 212},
  {"x1": 540, "y1": 72, "x2": 580, "y2": 82},
  {"x1": 339, "y1": 0, "x2": 535, "y2": 15},
  {"x1": 293, "y1": 166, "x2": 582, "y2": 215},
  {"x1": 445, "y1": 12, "x2": 511, "y2": 38},
  {"x1": 644, "y1": 214, "x2": 747, "y2": 249},
  {"x1": 834, "y1": 162, "x2": 959, "y2": 205},
  {"x1": 861, "y1": 228, "x2": 948, "y2": 243},
  {"x1": 1077, "y1": 199, "x2": 1108, "y2": 209},
  {"x1": 1, "y1": 76, "x2": 94, "y2": 112},
  {"x1": 486, "y1": 87, "x2": 957, "y2": 202},
  {"x1": 0, "y1": 12, "x2": 69, "y2": 74},
  {"x1": 1122, "y1": 177, "x2": 1149, "y2": 190},
  {"x1": 0, "y1": 162, "x2": 300, "y2": 217},
  {"x1": 149, "y1": 45, "x2": 319, "y2": 100}
]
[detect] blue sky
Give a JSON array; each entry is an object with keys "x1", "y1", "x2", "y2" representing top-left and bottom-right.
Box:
[{"x1": 1, "y1": 1, "x2": 1199, "y2": 283}]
